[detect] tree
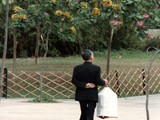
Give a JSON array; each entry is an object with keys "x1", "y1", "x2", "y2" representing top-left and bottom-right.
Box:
[
  {"x1": 10, "y1": 0, "x2": 57, "y2": 63},
  {"x1": 0, "y1": 0, "x2": 159, "y2": 58},
  {"x1": 64, "y1": 0, "x2": 160, "y2": 74},
  {"x1": 1, "y1": 0, "x2": 10, "y2": 100},
  {"x1": 10, "y1": 5, "x2": 28, "y2": 72}
]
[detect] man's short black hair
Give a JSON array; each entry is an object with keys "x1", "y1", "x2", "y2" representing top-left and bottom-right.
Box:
[{"x1": 81, "y1": 49, "x2": 93, "y2": 61}]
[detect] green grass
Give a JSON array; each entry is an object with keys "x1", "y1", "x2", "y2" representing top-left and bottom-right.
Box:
[
  {"x1": 1, "y1": 50, "x2": 160, "y2": 72},
  {"x1": 29, "y1": 96, "x2": 59, "y2": 103}
]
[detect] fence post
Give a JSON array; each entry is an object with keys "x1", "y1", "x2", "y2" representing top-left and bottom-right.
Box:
[
  {"x1": 142, "y1": 69, "x2": 146, "y2": 95},
  {"x1": 115, "y1": 70, "x2": 120, "y2": 97},
  {"x1": 2, "y1": 68, "x2": 8, "y2": 99}
]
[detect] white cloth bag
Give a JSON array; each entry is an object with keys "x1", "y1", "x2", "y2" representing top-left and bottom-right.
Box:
[{"x1": 97, "y1": 87, "x2": 117, "y2": 118}]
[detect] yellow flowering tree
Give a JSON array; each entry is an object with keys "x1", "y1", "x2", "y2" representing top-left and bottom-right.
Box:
[
  {"x1": 66, "y1": 0, "x2": 160, "y2": 75},
  {"x1": 53, "y1": 0, "x2": 78, "y2": 43},
  {"x1": 0, "y1": 0, "x2": 159, "y2": 59},
  {"x1": 11, "y1": 0, "x2": 60, "y2": 63},
  {"x1": 11, "y1": 6, "x2": 28, "y2": 21},
  {"x1": 64, "y1": 0, "x2": 123, "y2": 74},
  {"x1": 10, "y1": 5, "x2": 28, "y2": 72}
]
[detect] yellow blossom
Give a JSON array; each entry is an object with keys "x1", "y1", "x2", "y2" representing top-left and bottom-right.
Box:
[
  {"x1": 92, "y1": 7, "x2": 100, "y2": 16},
  {"x1": 63, "y1": 11, "x2": 72, "y2": 19},
  {"x1": 11, "y1": 14, "x2": 18, "y2": 19},
  {"x1": 81, "y1": 2, "x2": 88, "y2": 9},
  {"x1": 112, "y1": 4, "x2": 121, "y2": 10},
  {"x1": 19, "y1": 14, "x2": 28, "y2": 19},
  {"x1": 63, "y1": 11, "x2": 70, "y2": 17},
  {"x1": 102, "y1": 0, "x2": 112, "y2": 7},
  {"x1": 70, "y1": 26, "x2": 76, "y2": 33},
  {"x1": 55, "y1": 10, "x2": 63, "y2": 16},
  {"x1": 11, "y1": 14, "x2": 28, "y2": 20},
  {"x1": 13, "y1": 6, "x2": 22, "y2": 12},
  {"x1": 50, "y1": 0, "x2": 56, "y2": 3}
]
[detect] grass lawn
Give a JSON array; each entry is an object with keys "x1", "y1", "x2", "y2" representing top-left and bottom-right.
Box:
[{"x1": 1, "y1": 50, "x2": 160, "y2": 72}]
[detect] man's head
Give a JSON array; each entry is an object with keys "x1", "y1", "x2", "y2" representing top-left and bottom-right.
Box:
[{"x1": 81, "y1": 49, "x2": 94, "y2": 62}]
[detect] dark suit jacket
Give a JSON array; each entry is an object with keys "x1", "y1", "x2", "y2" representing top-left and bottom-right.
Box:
[{"x1": 72, "y1": 62, "x2": 105, "y2": 102}]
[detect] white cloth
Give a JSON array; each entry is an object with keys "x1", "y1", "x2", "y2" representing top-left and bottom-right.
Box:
[{"x1": 97, "y1": 87, "x2": 117, "y2": 118}]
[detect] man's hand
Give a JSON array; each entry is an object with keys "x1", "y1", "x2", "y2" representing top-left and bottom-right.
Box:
[
  {"x1": 85, "y1": 83, "x2": 95, "y2": 88},
  {"x1": 104, "y1": 79, "x2": 109, "y2": 85}
]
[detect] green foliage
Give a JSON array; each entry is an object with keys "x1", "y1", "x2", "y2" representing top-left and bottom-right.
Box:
[
  {"x1": 19, "y1": 50, "x2": 28, "y2": 58},
  {"x1": 0, "y1": 0, "x2": 159, "y2": 57},
  {"x1": 30, "y1": 96, "x2": 58, "y2": 103},
  {"x1": 47, "y1": 48, "x2": 60, "y2": 57}
]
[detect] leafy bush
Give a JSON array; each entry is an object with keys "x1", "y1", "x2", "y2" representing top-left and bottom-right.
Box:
[{"x1": 48, "y1": 48, "x2": 61, "y2": 57}]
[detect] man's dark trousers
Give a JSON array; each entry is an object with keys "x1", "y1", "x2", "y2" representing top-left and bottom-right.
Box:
[{"x1": 79, "y1": 101, "x2": 97, "y2": 120}]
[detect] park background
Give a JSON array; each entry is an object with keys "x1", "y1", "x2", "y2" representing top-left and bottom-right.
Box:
[{"x1": 0, "y1": 0, "x2": 160, "y2": 99}]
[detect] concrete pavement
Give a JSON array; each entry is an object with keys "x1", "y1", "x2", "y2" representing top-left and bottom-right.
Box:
[{"x1": 0, "y1": 94, "x2": 160, "y2": 120}]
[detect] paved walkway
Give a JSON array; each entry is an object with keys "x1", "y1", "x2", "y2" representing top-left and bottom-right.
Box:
[{"x1": 0, "y1": 94, "x2": 160, "y2": 120}]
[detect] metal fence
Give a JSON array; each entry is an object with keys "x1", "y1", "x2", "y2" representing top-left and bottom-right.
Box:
[{"x1": 1, "y1": 68, "x2": 160, "y2": 98}]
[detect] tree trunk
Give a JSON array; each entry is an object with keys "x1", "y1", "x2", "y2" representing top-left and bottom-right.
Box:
[
  {"x1": 44, "y1": 32, "x2": 50, "y2": 58},
  {"x1": 1, "y1": 0, "x2": 9, "y2": 100},
  {"x1": 13, "y1": 28, "x2": 18, "y2": 73},
  {"x1": 35, "y1": 26, "x2": 41, "y2": 64},
  {"x1": 106, "y1": 28, "x2": 114, "y2": 79}
]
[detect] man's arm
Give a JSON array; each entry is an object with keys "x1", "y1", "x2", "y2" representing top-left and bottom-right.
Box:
[
  {"x1": 72, "y1": 67, "x2": 95, "y2": 88},
  {"x1": 96, "y1": 67, "x2": 108, "y2": 86}
]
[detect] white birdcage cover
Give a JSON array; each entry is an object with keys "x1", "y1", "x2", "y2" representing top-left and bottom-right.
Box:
[{"x1": 97, "y1": 87, "x2": 117, "y2": 119}]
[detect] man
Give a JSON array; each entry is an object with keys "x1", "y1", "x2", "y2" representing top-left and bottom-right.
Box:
[{"x1": 72, "y1": 49, "x2": 108, "y2": 120}]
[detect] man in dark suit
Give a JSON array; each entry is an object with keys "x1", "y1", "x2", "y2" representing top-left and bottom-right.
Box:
[{"x1": 72, "y1": 49, "x2": 108, "y2": 120}]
